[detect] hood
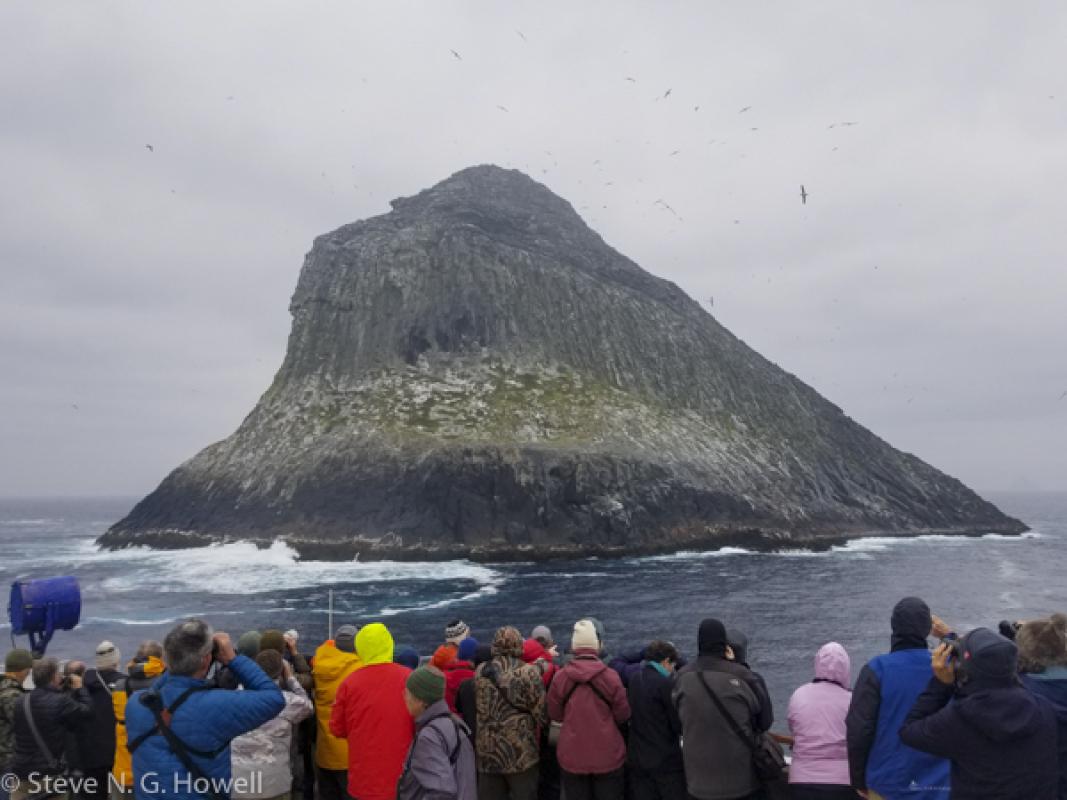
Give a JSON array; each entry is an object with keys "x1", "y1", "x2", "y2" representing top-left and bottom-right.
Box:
[
  {"x1": 522, "y1": 639, "x2": 549, "y2": 663},
  {"x1": 957, "y1": 686, "x2": 1049, "y2": 742},
  {"x1": 813, "y1": 642, "x2": 851, "y2": 688},
  {"x1": 492, "y1": 626, "x2": 524, "y2": 659},
  {"x1": 891, "y1": 597, "x2": 931, "y2": 651},
  {"x1": 313, "y1": 640, "x2": 362, "y2": 679},
  {"x1": 129, "y1": 656, "x2": 165, "y2": 680},
  {"x1": 567, "y1": 653, "x2": 609, "y2": 679},
  {"x1": 1022, "y1": 671, "x2": 1067, "y2": 718},
  {"x1": 727, "y1": 628, "x2": 749, "y2": 666},
  {"x1": 958, "y1": 628, "x2": 1018, "y2": 690},
  {"x1": 698, "y1": 618, "x2": 728, "y2": 657},
  {"x1": 356, "y1": 622, "x2": 394, "y2": 665}
]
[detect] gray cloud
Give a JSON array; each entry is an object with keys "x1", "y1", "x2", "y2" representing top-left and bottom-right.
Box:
[{"x1": 1, "y1": 1, "x2": 1064, "y2": 497}]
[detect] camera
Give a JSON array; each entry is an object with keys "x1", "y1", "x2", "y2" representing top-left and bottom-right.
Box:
[
  {"x1": 940, "y1": 634, "x2": 963, "y2": 663},
  {"x1": 998, "y1": 620, "x2": 1021, "y2": 641},
  {"x1": 211, "y1": 639, "x2": 221, "y2": 661}
]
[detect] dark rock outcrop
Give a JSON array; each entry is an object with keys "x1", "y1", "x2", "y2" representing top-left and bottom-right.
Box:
[{"x1": 99, "y1": 165, "x2": 1026, "y2": 560}]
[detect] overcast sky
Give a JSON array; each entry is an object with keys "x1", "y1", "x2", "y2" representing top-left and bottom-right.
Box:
[{"x1": 1, "y1": 2, "x2": 1064, "y2": 499}]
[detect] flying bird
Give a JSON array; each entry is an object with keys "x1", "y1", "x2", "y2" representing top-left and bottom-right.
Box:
[
  {"x1": 496, "y1": 105, "x2": 510, "y2": 113},
  {"x1": 144, "y1": 144, "x2": 154, "y2": 152},
  {"x1": 71, "y1": 404, "x2": 79, "y2": 410},
  {"x1": 516, "y1": 30, "x2": 527, "y2": 42},
  {"x1": 663, "y1": 88, "x2": 672, "y2": 99},
  {"x1": 624, "y1": 76, "x2": 637, "y2": 82},
  {"x1": 800, "y1": 185, "x2": 809, "y2": 204},
  {"x1": 694, "y1": 105, "x2": 700, "y2": 112},
  {"x1": 739, "y1": 106, "x2": 752, "y2": 113},
  {"x1": 669, "y1": 150, "x2": 680, "y2": 156},
  {"x1": 1059, "y1": 390, "x2": 1067, "y2": 400},
  {"x1": 450, "y1": 49, "x2": 462, "y2": 60}
]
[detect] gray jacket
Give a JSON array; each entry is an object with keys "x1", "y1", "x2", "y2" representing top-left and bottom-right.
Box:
[
  {"x1": 673, "y1": 656, "x2": 772, "y2": 800},
  {"x1": 397, "y1": 700, "x2": 476, "y2": 800}
]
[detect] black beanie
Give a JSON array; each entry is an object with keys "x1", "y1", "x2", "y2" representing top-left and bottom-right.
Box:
[{"x1": 698, "y1": 618, "x2": 728, "y2": 656}]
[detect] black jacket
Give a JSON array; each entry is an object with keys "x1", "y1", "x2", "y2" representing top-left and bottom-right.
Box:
[
  {"x1": 454, "y1": 677, "x2": 477, "y2": 740},
  {"x1": 12, "y1": 686, "x2": 93, "y2": 777},
  {"x1": 626, "y1": 663, "x2": 683, "y2": 773},
  {"x1": 900, "y1": 677, "x2": 1058, "y2": 799},
  {"x1": 65, "y1": 668, "x2": 123, "y2": 771}
]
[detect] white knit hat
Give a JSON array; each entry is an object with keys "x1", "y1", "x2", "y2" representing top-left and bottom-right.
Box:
[
  {"x1": 95, "y1": 641, "x2": 120, "y2": 671},
  {"x1": 572, "y1": 619, "x2": 599, "y2": 652}
]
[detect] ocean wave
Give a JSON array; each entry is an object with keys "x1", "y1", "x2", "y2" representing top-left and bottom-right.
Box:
[
  {"x1": 379, "y1": 577, "x2": 502, "y2": 617},
  {"x1": 22, "y1": 539, "x2": 507, "y2": 596}
]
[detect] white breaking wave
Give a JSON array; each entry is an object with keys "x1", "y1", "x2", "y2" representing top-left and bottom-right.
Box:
[{"x1": 14, "y1": 538, "x2": 503, "y2": 596}]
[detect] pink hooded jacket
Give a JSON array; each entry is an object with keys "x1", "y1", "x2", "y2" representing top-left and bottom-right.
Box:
[{"x1": 787, "y1": 642, "x2": 852, "y2": 786}]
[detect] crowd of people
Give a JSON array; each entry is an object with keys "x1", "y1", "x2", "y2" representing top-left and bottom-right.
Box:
[{"x1": 0, "y1": 598, "x2": 1065, "y2": 800}]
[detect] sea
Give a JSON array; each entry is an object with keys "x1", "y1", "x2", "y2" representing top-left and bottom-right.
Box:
[{"x1": 1, "y1": 492, "x2": 1064, "y2": 720}]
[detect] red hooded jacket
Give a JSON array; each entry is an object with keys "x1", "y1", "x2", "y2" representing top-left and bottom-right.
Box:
[{"x1": 547, "y1": 649, "x2": 630, "y2": 774}]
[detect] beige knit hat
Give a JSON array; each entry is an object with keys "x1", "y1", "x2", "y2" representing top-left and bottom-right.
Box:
[{"x1": 572, "y1": 619, "x2": 599, "y2": 652}]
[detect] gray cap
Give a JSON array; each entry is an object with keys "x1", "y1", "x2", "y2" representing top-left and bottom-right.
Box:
[
  {"x1": 335, "y1": 625, "x2": 358, "y2": 653},
  {"x1": 530, "y1": 625, "x2": 553, "y2": 645}
]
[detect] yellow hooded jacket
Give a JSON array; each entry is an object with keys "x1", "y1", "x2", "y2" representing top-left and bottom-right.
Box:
[
  {"x1": 313, "y1": 640, "x2": 362, "y2": 770},
  {"x1": 112, "y1": 656, "x2": 166, "y2": 788}
]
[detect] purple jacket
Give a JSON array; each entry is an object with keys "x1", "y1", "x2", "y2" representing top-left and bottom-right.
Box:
[
  {"x1": 397, "y1": 700, "x2": 476, "y2": 800},
  {"x1": 788, "y1": 642, "x2": 852, "y2": 786}
]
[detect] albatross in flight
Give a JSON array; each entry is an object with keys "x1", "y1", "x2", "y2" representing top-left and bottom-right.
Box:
[{"x1": 800, "y1": 185, "x2": 809, "y2": 204}]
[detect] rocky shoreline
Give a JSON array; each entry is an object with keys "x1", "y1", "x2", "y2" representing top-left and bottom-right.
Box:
[{"x1": 97, "y1": 521, "x2": 1028, "y2": 563}]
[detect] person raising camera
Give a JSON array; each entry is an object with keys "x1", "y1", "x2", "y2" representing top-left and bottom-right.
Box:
[{"x1": 125, "y1": 619, "x2": 284, "y2": 800}]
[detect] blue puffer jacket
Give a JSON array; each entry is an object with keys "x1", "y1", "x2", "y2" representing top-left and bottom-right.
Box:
[
  {"x1": 126, "y1": 655, "x2": 284, "y2": 800},
  {"x1": 1022, "y1": 667, "x2": 1067, "y2": 800}
]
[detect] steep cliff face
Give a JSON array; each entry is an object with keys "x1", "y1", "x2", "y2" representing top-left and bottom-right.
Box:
[{"x1": 99, "y1": 165, "x2": 1026, "y2": 560}]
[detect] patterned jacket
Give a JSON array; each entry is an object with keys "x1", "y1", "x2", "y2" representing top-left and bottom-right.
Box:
[
  {"x1": 0, "y1": 675, "x2": 26, "y2": 767},
  {"x1": 474, "y1": 627, "x2": 546, "y2": 775}
]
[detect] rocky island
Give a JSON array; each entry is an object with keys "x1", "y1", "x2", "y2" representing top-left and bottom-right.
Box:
[{"x1": 98, "y1": 165, "x2": 1026, "y2": 560}]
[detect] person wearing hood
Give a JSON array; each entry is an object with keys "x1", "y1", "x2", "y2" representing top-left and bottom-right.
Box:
[
  {"x1": 787, "y1": 642, "x2": 853, "y2": 799},
  {"x1": 900, "y1": 628, "x2": 1058, "y2": 799},
  {"x1": 625, "y1": 640, "x2": 684, "y2": 800},
  {"x1": 397, "y1": 666, "x2": 476, "y2": 800},
  {"x1": 313, "y1": 625, "x2": 362, "y2": 800},
  {"x1": 521, "y1": 639, "x2": 557, "y2": 688},
  {"x1": 846, "y1": 597, "x2": 951, "y2": 799},
  {"x1": 112, "y1": 641, "x2": 165, "y2": 798},
  {"x1": 442, "y1": 640, "x2": 478, "y2": 713},
  {"x1": 474, "y1": 627, "x2": 546, "y2": 800},
  {"x1": 547, "y1": 620, "x2": 630, "y2": 799},
  {"x1": 673, "y1": 618, "x2": 773, "y2": 800},
  {"x1": 1016, "y1": 613, "x2": 1067, "y2": 799},
  {"x1": 330, "y1": 622, "x2": 414, "y2": 800}
]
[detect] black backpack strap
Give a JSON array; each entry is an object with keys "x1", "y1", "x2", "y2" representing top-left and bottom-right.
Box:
[
  {"x1": 130, "y1": 687, "x2": 228, "y2": 800},
  {"x1": 561, "y1": 668, "x2": 614, "y2": 714},
  {"x1": 695, "y1": 672, "x2": 757, "y2": 753},
  {"x1": 127, "y1": 686, "x2": 228, "y2": 760},
  {"x1": 21, "y1": 693, "x2": 60, "y2": 771}
]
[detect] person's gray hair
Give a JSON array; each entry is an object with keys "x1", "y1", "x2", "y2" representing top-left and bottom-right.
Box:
[
  {"x1": 32, "y1": 657, "x2": 58, "y2": 688},
  {"x1": 164, "y1": 619, "x2": 214, "y2": 676}
]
